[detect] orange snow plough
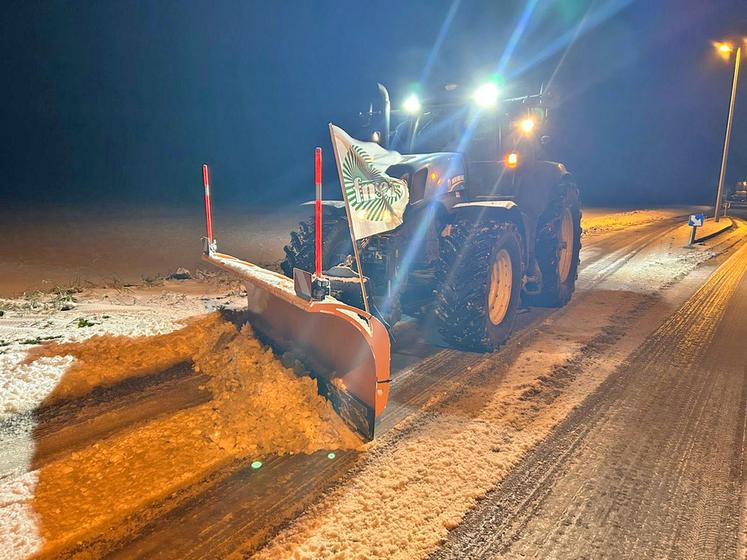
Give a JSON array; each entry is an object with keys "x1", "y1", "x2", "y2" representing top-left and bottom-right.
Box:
[{"x1": 200, "y1": 164, "x2": 390, "y2": 440}]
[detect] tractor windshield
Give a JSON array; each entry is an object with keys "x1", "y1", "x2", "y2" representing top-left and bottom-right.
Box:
[{"x1": 389, "y1": 104, "x2": 501, "y2": 156}]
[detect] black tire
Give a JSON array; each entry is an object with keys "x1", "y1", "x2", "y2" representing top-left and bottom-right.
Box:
[
  {"x1": 280, "y1": 210, "x2": 353, "y2": 278},
  {"x1": 435, "y1": 220, "x2": 524, "y2": 351},
  {"x1": 530, "y1": 181, "x2": 582, "y2": 307}
]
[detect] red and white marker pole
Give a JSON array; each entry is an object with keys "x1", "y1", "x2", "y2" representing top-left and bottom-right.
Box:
[
  {"x1": 202, "y1": 164, "x2": 214, "y2": 244},
  {"x1": 314, "y1": 147, "x2": 323, "y2": 278}
]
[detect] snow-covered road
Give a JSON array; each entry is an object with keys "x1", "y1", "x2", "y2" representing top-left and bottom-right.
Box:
[{"x1": 1, "y1": 208, "x2": 745, "y2": 559}]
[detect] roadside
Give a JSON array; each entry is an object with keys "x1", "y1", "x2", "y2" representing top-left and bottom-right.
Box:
[
  {"x1": 0, "y1": 205, "x2": 699, "y2": 298},
  {"x1": 0, "y1": 286, "x2": 362, "y2": 558},
  {"x1": 693, "y1": 215, "x2": 734, "y2": 242}
]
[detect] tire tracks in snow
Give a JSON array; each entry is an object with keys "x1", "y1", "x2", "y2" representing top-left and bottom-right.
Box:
[{"x1": 431, "y1": 228, "x2": 747, "y2": 560}]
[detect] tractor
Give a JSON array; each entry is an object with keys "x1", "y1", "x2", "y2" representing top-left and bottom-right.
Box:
[{"x1": 280, "y1": 82, "x2": 582, "y2": 352}]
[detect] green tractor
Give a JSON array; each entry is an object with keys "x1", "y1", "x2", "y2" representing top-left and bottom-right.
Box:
[{"x1": 281, "y1": 82, "x2": 581, "y2": 351}]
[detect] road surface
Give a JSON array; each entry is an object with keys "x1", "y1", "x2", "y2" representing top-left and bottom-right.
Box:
[
  {"x1": 434, "y1": 228, "x2": 747, "y2": 559},
  {"x1": 2, "y1": 209, "x2": 746, "y2": 559}
]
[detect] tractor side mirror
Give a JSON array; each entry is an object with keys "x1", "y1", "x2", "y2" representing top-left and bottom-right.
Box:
[{"x1": 540, "y1": 135, "x2": 551, "y2": 146}]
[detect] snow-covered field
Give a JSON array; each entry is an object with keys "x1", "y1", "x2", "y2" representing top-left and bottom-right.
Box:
[{"x1": 0, "y1": 205, "x2": 696, "y2": 298}]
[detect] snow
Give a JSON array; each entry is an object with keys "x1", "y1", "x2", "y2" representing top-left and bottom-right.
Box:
[
  {"x1": 0, "y1": 289, "x2": 360, "y2": 557},
  {"x1": 0, "y1": 209, "x2": 740, "y2": 559},
  {"x1": 0, "y1": 355, "x2": 74, "y2": 418},
  {"x1": 581, "y1": 207, "x2": 690, "y2": 235},
  {"x1": 253, "y1": 220, "x2": 741, "y2": 559},
  {"x1": 0, "y1": 472, "x2": 40, "y2": 560},
  {"x1": 0, "y1": 294, "x2": 197, "y2": 419}
]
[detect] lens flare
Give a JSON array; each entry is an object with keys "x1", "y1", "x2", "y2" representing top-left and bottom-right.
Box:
[
  {"x1": 403, "y1": 94, "x2": 422, "y2": 115},
  {"x1": 473, "y1": 82, "x2": 500, "y2": 107}
]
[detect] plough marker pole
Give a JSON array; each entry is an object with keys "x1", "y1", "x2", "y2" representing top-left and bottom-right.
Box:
[
  {"x1": 202, "y1": 164, "x2": 214, "y2": 242},
  {"x1": 315, "y1": 147, "x2": 322, "y2": 278}
]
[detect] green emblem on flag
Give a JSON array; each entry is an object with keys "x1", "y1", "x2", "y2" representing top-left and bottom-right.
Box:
[{"x1": 341, "y1": 145, "x2": 407, "y2": 222}]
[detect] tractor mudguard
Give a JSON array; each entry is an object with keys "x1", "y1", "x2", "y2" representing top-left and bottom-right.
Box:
[
  {"x1": 512, "y1": 161, "x2": 572, "y2": 220},
  {"x1": 454, "y1": 163, "x2": 574, "y2": 265},
  {"x1": 450, "y1": 200, "x2": 531, "y2": 268},
  {"x1": 453, "y1": 200, "x2": 517, "y2": 210}
]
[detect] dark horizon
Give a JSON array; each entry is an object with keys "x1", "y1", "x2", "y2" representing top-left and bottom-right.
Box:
[{"x1": 1, "y1": 0, "x2": 746, "y2": 212}]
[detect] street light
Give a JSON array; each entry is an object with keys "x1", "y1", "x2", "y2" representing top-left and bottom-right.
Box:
[
  {"x1": 713, "y1": 40, "x2": 742, "y2": 222},
  {"x1": 716, "y1": 42, "x2": 734, "y2": 58}
]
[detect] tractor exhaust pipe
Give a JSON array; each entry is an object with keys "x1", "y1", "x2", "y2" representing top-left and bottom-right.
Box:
[{"x1": 377, "y1": 83, "x2": 390, "y2": 148}]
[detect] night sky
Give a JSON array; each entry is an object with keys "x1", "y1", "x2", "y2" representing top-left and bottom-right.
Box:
[{"x1": 2, "y1": 0, "x2": 746, "y2": 210}]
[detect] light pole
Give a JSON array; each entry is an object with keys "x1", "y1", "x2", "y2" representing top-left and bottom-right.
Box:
[{"x1": 714, "y1": 42, "x2": 741, "y2": 222}]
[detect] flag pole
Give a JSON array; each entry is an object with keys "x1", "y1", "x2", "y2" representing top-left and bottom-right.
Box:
[
  {"x1": 350, "y1": 237, "x2": 371, "y2": 316},
  {"x1": 328, "y1": 124, "x2": 371, "y2": 316}
]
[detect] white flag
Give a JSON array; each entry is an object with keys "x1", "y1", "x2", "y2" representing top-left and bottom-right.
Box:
[{"x1": 329, "y1": 124, "x2": 409, "y2": 240}]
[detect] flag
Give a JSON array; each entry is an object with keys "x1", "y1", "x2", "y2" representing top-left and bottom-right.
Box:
[{"x1": 329, "y1": 124, "x2": 409, "y2": 240}]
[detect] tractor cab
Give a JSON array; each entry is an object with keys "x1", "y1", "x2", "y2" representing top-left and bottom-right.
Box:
[{"x1": 358, "y1": 83, "x2": 550, "y2": 207}]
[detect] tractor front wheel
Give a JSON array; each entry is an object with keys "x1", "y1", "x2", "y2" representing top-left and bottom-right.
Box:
[
  {"x1": 280, "y1": 210, "x2": 353, "y2": 278},
  {"x1": 435, "y1": 220, "x2": 524, "y2": 351}
]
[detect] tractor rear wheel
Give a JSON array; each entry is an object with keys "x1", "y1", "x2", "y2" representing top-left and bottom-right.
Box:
[
  {"x1": 435, "y1": 220, "x2": 524, "y2": 351},
  {"x1": 280, "y1": 210, "x2": 353, "y2": 278},
  {"x1": 531, "y1": 181, "x2": 581, "y2": 307}
]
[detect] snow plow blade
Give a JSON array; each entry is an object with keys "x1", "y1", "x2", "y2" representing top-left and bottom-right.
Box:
[{"x1": 203, "y1": 251, "x2": 390, "y2": 440}]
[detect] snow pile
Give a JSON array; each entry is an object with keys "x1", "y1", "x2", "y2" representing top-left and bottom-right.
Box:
[
  {"x1": 1, "y1": 312, "x2": 360, "y2": 556},
  {"x1": 582, "y1": 209, "x2": 673, "y2": 235},
  {"x1": 192, "y1": 318, "x2": 362, "y2": 456},
  {"x1": 23, "y1": 314, "x2": 220, "y2": 403},
  {"x1": 252, "y1": 297, "x2": 631, "y2": 560},
  {"x1": 0, "y1": 309, "x2": 181, "y2": 420},
  {"x1": 23, "y1": 313, "x2": 360, "y2": 456}
]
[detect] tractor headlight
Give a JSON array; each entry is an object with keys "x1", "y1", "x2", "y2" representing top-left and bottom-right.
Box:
[
  {"x1": 473, "y1": 82, "x2": 500, "y2": 108},
  {"x1": 402, "y1": 94, "x2": 422, "y2": 115},
  {"x1": 518, "y1": 117, "x2": 536, "y2": 134}
]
